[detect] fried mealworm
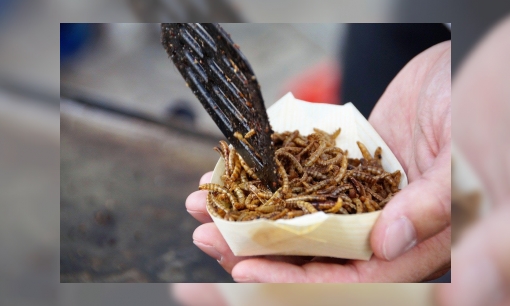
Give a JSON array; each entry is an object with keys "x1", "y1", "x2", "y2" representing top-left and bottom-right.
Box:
[
  {"x1": 199, "y1": 183, "x2": 239, "y2": 210},
  {"x1": 214, "y1": 146, "x2": 227, "y2": 164},
  {"x1": 327, "y1": 164, "x2": 340, "y2": 177},
  {"x1": 228, "y1": 146, "x2": 237, "y2": 176},
  {"x1": 261, "y1": 209, "x2": 289, "y2": 220},
  {"x1": 282, "y1": 130, "x2": 299, "y2": 147},
  {"x1": 370, "y1": 199, "x2": 381, "y2": 210},
  {"x1": 210, "y1": 193, "x2": 232, "y2": 212},
  {"x1": 313, "y1": 128, "x2": 337, "y2": 146},
  {"x1": 221, "y1": 175, "x2": 234, "y2": 188},
  {"x1": 237, "y1": 153, "x2": 259, "y2": 179},
  {"x1": 276, "y1": 150, "x2": 304, "y2": 174},
  {"x1": 366, "y1": 187, "x2": 384, "y2": 202},
  {"x1": 289, "y1": 177, "x2": 302, "y2": 186},
  {"x1": 232, "y1": 184, "x2": 246, "y2": 206},
  {"x1": 364, "y1": 198, "x2": 376, "y2": 212},
  {"x1": 219, "y1": 141, "x2": 230, "y2": 176},
  {"x1": 304, "y1": 139, "x2": 327, "y2": 167},
  {"x1": 349, "y1": 171, "x2": 377, "y2": 185},
  {"x1": 357, "y1": 141, "x2": 372, "y2": 161},
  {"x1": 305, "y1": 178, "x2": 335, "y2": 193},
  {"x1": 277, "y1": 146, "x2": 303, "y2": 154},
  {"x1": 316, "y1": 148, "x2": 343, "y2": 166},
  {"x1": 245, "y1": 202, "x2": 259, "y2": 211},
  {"x1": 257, "y1": 204, "x2": 285, "y2": 213},
  {"x1": 286, "y1": 200, "x2": 318, "y2": 214},
  {"x1": 375, "y1": 171, "x2": 398, "y2": 189},
  {"x1": 296, "y1": 140, "x2": 316, "y2": 160},
  {"x1": 315, "y1": 202, "x2": 336, "y2": 210},
  {"x1": 325, "y1": 197, "x2": 343, "y2": 213},
  {"x1": 348, "y1": 158, "x2": 361, "y2": 167},
  {"x1": 238, "y1": 211, "x2": 261, "y2": 221},
  {"x1": 330, "y1": 184, "x2": 353, "y2": 197},
  {"x1": 229, "y1": 157, "x2": 241, "y2": 182},
  {"x1": 247, "y1": 184, "x2": 267, "y2": 197},
  {"x1": 261, "y1": 188, "x2": 283, "y2": 207},
  {"x1": 225, "y1": 211, "x2": 240, "y2": 221},
  {"x1": 239, "y1": 170, "x2": 248, "y2": 184},
  {"x1": 285, "y1": 210, "x2": 305, "y2": 219},
  {"x1": 362, "y1": 166, "x2": 385, "y2": 176},
  {"x1": 294, "y1": 137, "x2": 308, "y2": 147},
  {"x1": 334, "y1": 154, "x2": 348, "y2": 183},
  {"x1": 244, "y1": 129, "x2": 256, "y2": 139},
  {"x1": 349, "y1": 177, "x2": 365, "y2": 197},
  {"x1": 391, "y1": 170, "x2": 401, "y2": 191},
  {"x1": 275, "y1": 159, "x2": 290, "y2": 197},
  {"x1": 343, "y1": 202, "x2": 357, "y2": 213},
  {"x1": 291, "y1": 187, "x2": 304, "y2": 193},
  {"x1": 338, "y1": 193, "x2": 352, "y2": 202},
  {"x1": 305, "y1": 167, "x2": 328, "y2": 180},
  {"x1": 383, "y1": 179, "x2": 392, "y2": 195},
  {"x1": 234, "y1": 131, "x2": 254, "y2": 151},
  {"x1": 207, "y1": 194, "x2": 226, "y2": 218},
  {"x1": 286, "y1": 195, "x2": 328, "y2": 203},
  {"x1": 330, "y1": 128, "x2": 341, "y2": 140},
  {"x1": 353, "y1": 198, "x2": 364, "y2": 214},
  {"x1": 245, "y1": 193, "x2": 255, "y2": 204},
  {"x1": 316, "y1": 185, "x2": 337, "y2": 195},
  {"x1": 373, "y1": 147, "x2": 383, "y2": 166}
]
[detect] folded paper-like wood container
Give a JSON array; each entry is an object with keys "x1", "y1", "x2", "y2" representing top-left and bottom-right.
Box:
[{"x1": 207, "y1": 93, "x2": 408, "y2": 260}]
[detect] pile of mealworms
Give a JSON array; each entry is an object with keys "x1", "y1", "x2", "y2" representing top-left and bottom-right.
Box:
[{"x1": 199, "y1": 128, "x2": 401, "y2": 222}]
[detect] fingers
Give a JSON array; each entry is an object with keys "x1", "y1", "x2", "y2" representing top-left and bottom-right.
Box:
[
  {"x1": 186, "y1": 172, "x2": 214, "y2": 223},
  {"x1": 200, "y1": 171, "x2": 214, "y2": 185},
  {"x1": 192, "y1": 222, "x2": 314, "y2": 277},
  {"x1": 186, "y1": 191, "x2": 212, "y2": 223},
  {"x1": 193, "y1": 222, "x2": 248, "y2": 274},
  {"x1": 232, "y1": 258, "x2": 359, "y2": 283},
  {"x1": 171, "y1": 284, "x2": 227, "y2": 306},
  {"x1": 232, "y1": 226, "x2": 451, "y2": 283},
  {"x1": 370, "y1": 147, "x2": 451, "y2": 261},
  {"x1": 435, "y1": 205, "x2": 510, "y2": 306}
]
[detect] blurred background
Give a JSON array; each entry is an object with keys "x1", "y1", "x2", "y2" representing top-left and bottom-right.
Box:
[{"x1": 0, "y1": 0, "x2": 507, "y2": 305}]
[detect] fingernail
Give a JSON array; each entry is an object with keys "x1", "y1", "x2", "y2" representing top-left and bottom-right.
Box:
[
  {"x1": 382, "y1": 216, "x2": 417, "y2": 260},
  {"x1": 452, "y1": 258, "x2": 504, "y2": 306},
  {"x1": 193, "y1": 240, "x2": 222, "y2": 262}
]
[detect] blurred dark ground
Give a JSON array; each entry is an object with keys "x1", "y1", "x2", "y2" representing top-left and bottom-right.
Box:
[
  {"x1": 0, "y1": 0, "x2": 507, "y2": 305},
  {"x1": 60, "y1": 101, "x2": 231, "y2": 283},
  {"x1": 59, "y1": 22, "x2": 341, "y2": 288}
]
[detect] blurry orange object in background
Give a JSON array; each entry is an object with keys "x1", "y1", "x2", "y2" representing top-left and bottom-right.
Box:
[{"x1": 280, "y1": 59, "x2": 341, "y2": 105}]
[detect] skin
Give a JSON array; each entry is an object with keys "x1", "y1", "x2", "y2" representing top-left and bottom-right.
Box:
[
  {"x1": 175, "y1": 17, "x2": 510, "y2": 305},
  {"x1": 434, "y1": 16, "x2": 510, "y2": 306},
  {"x1": 184, "y1": 40, "x2": 452, "y2": 283}
]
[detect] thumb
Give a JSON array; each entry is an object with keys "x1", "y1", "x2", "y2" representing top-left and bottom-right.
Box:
[{"x1": 370, "y1": 147, "x2": 451, "y2": 261}]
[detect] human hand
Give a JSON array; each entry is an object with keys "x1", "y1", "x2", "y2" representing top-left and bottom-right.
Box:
[
  {"x1": 186, "y1": 41, "x2": 451, "y2": 282},
  {"x1": 435, "y1": 16, "x2": 510, "y2": 306}
]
